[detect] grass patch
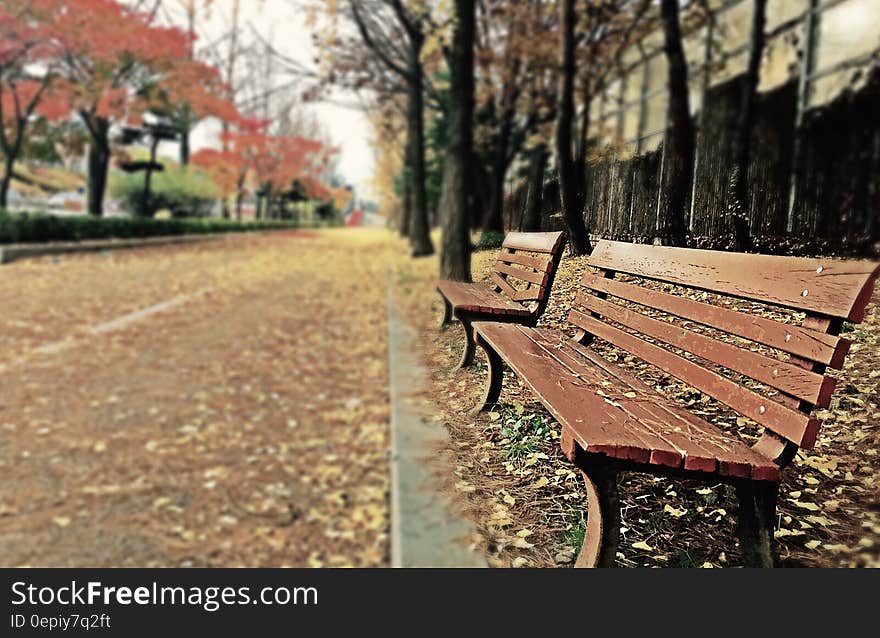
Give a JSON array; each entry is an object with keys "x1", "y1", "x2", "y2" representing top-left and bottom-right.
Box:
[
  {"x1": 500, "y1": 407, "x2": 552, "y2": 460},
  {"x1": 564, "y1": 509, "x2": 586, "y2": 554}
]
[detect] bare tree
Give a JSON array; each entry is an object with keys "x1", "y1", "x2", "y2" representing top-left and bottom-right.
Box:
[
  {"x1": 556, "y1": 0, "x2": 592, "y2": 255},
  {"x1": 439, "y1": 0, "x2": 476, "y2": 281},
  {"x1": 728, "y1": 0, "x2": 768, "y2": 252},
  {"x1": 555, "y1": 0, "x2": 651, "y2": 255},
  {"x1": 659, "y1": 0, "x2": 693, "y2": 247},
  {"x1": 348, "y1": 0, "x2": 434, "y2": 257}
]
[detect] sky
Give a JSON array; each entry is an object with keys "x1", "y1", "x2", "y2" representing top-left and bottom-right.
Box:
[{"x1": 160, "y1": 0, "x2": 375, "y2": 197}]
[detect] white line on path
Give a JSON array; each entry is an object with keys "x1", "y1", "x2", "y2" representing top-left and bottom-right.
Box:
[
  {"x1": 90, "y1": 291, "x2": 207, "y2": 334},
  {"x1": 0, "y1": 288, "x2": 214, "y2": 374}
]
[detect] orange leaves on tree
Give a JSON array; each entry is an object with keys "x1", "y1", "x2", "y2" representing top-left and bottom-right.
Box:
[
  {"x1": 45, "y1": 0, "x2": 191, "y2": 125},
  {"x1": 195, "y1": 115, "x2": 335, "y2": 204},
  {"x1": 155, "y1": 57, "x2": 238, "y2": 122},
  {"x1": 191, "y1": 148, "x2": 240, "y2": 197}
]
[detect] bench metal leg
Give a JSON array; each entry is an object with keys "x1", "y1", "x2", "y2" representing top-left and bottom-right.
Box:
[
  {"x1": 735, "y1": 481, "x2": 778, "y2": 568},
  {"x1": 457, "y1": 320, "x2": 477, "y2": 369},
  {"x1": 575, "y1": 463, "x2": 620, "y2": 568},
  {"x1": 439, "y1": 296, "x2": 453, "y2": 330},
  {"x1": 470, "y1": 336, "x2": 503, "y2": 415}
]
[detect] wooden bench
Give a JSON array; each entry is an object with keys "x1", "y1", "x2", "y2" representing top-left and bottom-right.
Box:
[
  {"x1": 471, "y1": 240, "x2": 879, "y2": 567},
  {"x1": 437, "y1": 231, "x2": 566, "y2": 369}
]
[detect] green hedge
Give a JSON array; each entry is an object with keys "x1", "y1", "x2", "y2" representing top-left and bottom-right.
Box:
[
  {"x1": 0, "y1": 210, "x2": 305, "y2": 245},
  {"x1": 110, "y1": 165, "x2": 220, "y2": 217}
]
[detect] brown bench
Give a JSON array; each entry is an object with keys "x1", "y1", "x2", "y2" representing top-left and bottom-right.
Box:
[
  {"x1": 437, "y1": 231, "x2": 566, "y2": 369},
  {"x1": 471, "y1": 240, "x2": 879, "y2": 567}
]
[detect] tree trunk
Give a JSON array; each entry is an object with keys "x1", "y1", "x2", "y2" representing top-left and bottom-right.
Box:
[
  {"x1": 660, "y1": 0, "x2": 694, "y2": 247},
  {"x1": 0, "y1": 158, "x2": 14, "y2": 209},
  {"x1": 141, "y1": 138, "x2": 160, "y2": 217},
  {"x1": 522, "y1": 145, "x2": 548, "y2": 232},
  {"x1": 480, "y1": 109, "x2": 514, "y2": 241},
  {"x1": 236, "y1": 185, "x2": 244, "y2": 220},
  {"x1": 555, "y1": 0, "x2": 592, "y2": 255},
  {"x1": 179, "y1": 126, "x2": 190, "y2": 166},
  {"x1": 406, "y1": 33, "x2": 434, "y2": 257},
  {"x1": 85, "y1": 116, "x2": 111, "y2": 217},
  {"x1": 401, "y1": 148, "x2": 413, "y2": 237},
  {"x1": 0, "y1": 123, "x2": 25, "y2": 210},
  {"x1": 439, "y1": 0, "x2": 475, "y2": 282},
  {"x1": 729, "y1": 0, "x2": 767, "y2": 252}
]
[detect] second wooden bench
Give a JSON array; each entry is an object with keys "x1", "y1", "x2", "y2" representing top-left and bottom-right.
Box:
[{"x1": 437, "y1": 231, "x2": 565, "y2": 369}]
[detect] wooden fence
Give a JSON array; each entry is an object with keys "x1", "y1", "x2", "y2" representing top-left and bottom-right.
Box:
[{"x1": 505, "y1": 70, "x2": 880, "y2": 256}]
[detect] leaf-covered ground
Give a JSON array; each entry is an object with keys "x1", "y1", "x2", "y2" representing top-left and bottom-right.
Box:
[
  {"x1": 0, "y1": 229, "x2": 393, "y2": 567},
  {"x1": 394, "y1": 240, "x2": 879, "y2": 568}
]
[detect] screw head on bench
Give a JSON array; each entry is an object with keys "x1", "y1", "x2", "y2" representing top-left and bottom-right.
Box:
[
  {"x1": 801, "y1": 289, "x2": 809, "y2": 297},
  {"x1": 759, "y1": 405, "x2": 767, "y2": 414},
  {"x1": 816, "y1": 266, "x2": 824, "y2": 274}
]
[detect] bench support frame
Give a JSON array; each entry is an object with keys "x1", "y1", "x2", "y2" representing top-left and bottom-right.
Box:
[
  {"x1": 439, "y1": 297, "x2": 453, "y2": 330},
  {"x1": 576, "y1": 463, "x2": 620, "y2": 568},
  {"x1": 458, "y1": 316, "x2": 477, "y2": 369},
  {"x1": 471, "y1": 335, "x2": 504, "y2": 416},
  {"x1": 735, "y1": 480, "x2": 779, "y2": 568},
  {"x1": 453, "y1": 312, "x2": 538, "y2": 371}
]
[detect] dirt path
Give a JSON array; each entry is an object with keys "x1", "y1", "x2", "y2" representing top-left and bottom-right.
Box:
[{"x1": 0, "y1": 229, "x2": 394, "y2": 567}]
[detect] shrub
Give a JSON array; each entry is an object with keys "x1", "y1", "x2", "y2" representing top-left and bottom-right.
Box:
[
  {"x1": 476, "y1": 230, "x2": 505, "y2": 250},
  {"x1": 0, "y1": 210, "x2": 306, "y2": 244},
  {"x1": 110, "y1": 165, "x2": 220, "y2": 217}
]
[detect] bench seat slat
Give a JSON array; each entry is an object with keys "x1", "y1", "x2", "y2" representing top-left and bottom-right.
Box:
[
  {"x1": 499, "y1": 252, "x2": 551, "y2": 272},
  {"x1": 437, "y1": 281, "x2": 532, "y2": 317},
  {"x1": 561, "y1": 338, "x2": 779, "y2": 480},
  {"x1": 495, "y1": 262, "x2": 547, "y2": 287},
  {"x1": 568, "y1": 310, "x2": 820, "y2": 448},
  {"x1": 589, "y1": 240, "x2": 880, "y2": 322},
  {"x1": 529, "y1": 331, "x2": 750, "y2": 477},
  {"x1": 583, "y1": 274, "x2": 850, "y2": 369},
  {"x1": 474, "y1": 322, "x2": 781, "y2": 480},
  {"x1": 513, "y1": 288, "x2": 543, "y2": 302},
  {"x1": 490, "y1": 272, "x2": 519, "y2": 299},
  {"x1": 575, "y1": 292, "x2": 836, "y2": 407}
]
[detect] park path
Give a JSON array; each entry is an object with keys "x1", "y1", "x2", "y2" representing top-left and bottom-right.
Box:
[{"x1": 0, "y1": 229, "x2": 394, "y2": 567}]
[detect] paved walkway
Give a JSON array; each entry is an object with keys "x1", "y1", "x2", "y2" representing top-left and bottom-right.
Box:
[
  {"x1": 388, "y1": 280, "x2": 485, "y2": 568},
  {"x1": 0, "y1": 230, "x2": 393, "y2": 567}
]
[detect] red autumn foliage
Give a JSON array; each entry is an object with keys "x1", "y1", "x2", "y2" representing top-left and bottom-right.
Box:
[{"x1": 194, "y1": 115, "x2": 335, "y2": 205}]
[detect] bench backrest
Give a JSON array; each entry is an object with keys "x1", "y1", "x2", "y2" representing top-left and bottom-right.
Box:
[
  {"x1": 572, "y1": 240, "x2": 879, "y2": 459},
  {"x1": 491, "y1": 231, "x2": 567, "y2": 316}
]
